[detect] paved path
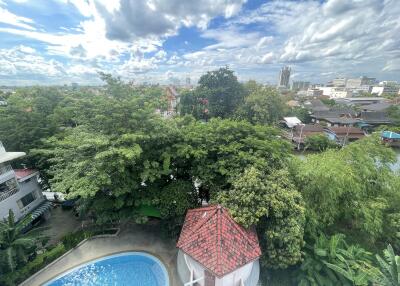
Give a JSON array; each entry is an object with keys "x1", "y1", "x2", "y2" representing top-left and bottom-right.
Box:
[
  {"x1": 22, "y1": 223, "x2": 180, "y2": 286},
  {"x1": 41, "y1": 207, "x2": 81, "y2": 245}
]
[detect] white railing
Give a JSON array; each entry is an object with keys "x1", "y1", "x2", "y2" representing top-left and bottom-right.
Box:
[
  {"x1": 0, "y1": 187, "x2": 19, "y2": 202},
  {"x1": 0, "y1": 164, "x2": 13, "y2": 176}
]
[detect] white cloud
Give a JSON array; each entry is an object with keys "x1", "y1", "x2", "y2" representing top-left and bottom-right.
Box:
[
  {"x1": 0, "y1": 0, "x2": 399, "y2": 84},
  {"x1": 0, "y1": 6, "x2": 36, "y2": 30},
  {"x1": 95, "y1": 0, "x2": 246, "y2": 41}
]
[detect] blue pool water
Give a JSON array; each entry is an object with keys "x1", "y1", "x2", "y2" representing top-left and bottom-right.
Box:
[{"x1": 44, "y1": 252, "x2": 169, "y2": 286}]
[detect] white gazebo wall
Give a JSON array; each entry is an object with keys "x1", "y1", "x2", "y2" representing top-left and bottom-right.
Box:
[{"x1": 177, "y1": 250, "x2": 259, "y2": 286}]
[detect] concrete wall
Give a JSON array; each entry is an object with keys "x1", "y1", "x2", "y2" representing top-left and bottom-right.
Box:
[{"x1": 0, "y1": 174, "x2": 44, "y2": 221}]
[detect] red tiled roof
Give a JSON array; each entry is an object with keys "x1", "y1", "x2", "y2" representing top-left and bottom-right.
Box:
[
  {"x1": 14, "y1": 169, "x2": 37, "y2": 180},
  {"x1": 177, "y1": 205, "x2": 261, "y2": 277}
]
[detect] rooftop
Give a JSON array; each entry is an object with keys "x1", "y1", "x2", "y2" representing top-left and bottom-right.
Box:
[
  {"x1": 0, "y1": 142, "x2": 25, "y2": 164},
  {"x1": 14, "y1": 169, "x2": 38, "y2": 182},
  {"x1": 177, "y1": 205, "x2": 261, "y2": 277}
]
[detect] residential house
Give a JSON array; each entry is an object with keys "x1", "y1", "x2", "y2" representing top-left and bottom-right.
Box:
[
  {"x1": 304, "y1": 99, "x2": 329, "y2": 112},
  {"x1": 282, "y1": 117, "x2": 302, "y2": 128},
  {"x1": 290, "y1": 124, "x2": 325, "y2": 147},
  {"x1": 0, "y1": 141, "x2": 50, "y2": 224},
  {"x1": 326, "y1": 126, "x2": 365, "y2": 145},
  {"x1": 177, "y1": 205, "x2": 261, "y2": 286},
  {"x1": 311, "y1": 107, "x2": 359, "y2": 127},
  {"x1": 359, "y1": 111, "x2": 393, "y2": 126},
  {"x1": 360, "y1": 102, "x2": 393, "y2": 112}
]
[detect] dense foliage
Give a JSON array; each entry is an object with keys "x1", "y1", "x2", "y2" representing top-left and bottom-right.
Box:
[
  {"x1": 0, "y1": 210, "x2": 44, "y2": 274},
  {"x1": 304, "y1": 134, "x2": 337, "y2": 151},
  {"x1": 0, "y1": 68, "x2": 399, "y2": 285},
  {"x1": 291, "y1": 136, "x2": 400, "y2": 250},
  {"x1": 217, "y1": 167, "x2": 305, "y2": 268}
]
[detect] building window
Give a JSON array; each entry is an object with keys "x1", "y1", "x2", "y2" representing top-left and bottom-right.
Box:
[{"x1": 17, "y1": 191, "x2": 37, "y2": 209}]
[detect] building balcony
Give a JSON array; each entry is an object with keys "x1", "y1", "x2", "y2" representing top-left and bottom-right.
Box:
[
  {"x1": 0, "y1": 187, "x2": 19, "y2": 202},
  {"x1": 0, "y1": 164, "x2": 14, "y2": 184}
]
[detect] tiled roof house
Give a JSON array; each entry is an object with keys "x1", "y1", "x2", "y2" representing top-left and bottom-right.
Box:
[{"x1": 177, "y1": 205, "x2": 261, "y2": 286}]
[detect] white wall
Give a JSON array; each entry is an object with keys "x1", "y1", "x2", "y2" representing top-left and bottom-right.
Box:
[
  {"x1": 0, "y1": 175, "x2": 44, "y2": 221},
  {"x1": 178, "y1": 250, "x2": 258, "y2": 286}
]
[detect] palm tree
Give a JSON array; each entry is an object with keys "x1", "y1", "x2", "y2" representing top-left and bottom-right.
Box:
[
  {"x1": 0, "y1": 209, "x2": 45, "y2": 273},
  {"x1": 374, "y1": 244, "x2": 400, "y2": 286}
]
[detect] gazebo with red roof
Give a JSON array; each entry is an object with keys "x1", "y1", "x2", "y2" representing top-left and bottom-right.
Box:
[{"x1": 176, "y1": 205, "x2": 261, "y2": 286}]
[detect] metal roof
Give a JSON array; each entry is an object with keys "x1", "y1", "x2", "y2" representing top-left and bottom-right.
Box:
[{"x1": 0, "y1": 151, "x2": 26, "y2": 164}]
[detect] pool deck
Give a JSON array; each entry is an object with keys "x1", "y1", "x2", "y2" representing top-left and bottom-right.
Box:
[{"x1": 21, "y1": 223, "x2": 180, "y2": 286}]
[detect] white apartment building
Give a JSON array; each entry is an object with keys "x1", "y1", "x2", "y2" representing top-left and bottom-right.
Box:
[
  {"x1": 0, "y1": 141, "x2": 50, "y2": 223},
  {"x1": 332, "y1": 78, "x2": 347, "y2": 87},
  {"x1": 371, "y1": 81, "x2": 400, "y2": 96},
  {"x1": 318, "y1": 87, "x2": 350, "y2": 98}
]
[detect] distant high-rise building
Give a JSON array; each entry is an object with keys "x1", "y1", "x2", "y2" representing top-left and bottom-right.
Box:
[
  {"x1": 185, "y1": 76, "x2": 191, "y2": 86},
  {"x1": 277, "y1": 66, "x2": 291, "y2": 88},
  {"x1": 292, "y1": 81, "x2": 310, "y2": 91}
]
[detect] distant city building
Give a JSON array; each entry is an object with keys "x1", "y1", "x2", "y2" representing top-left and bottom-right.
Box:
[
  {"x1": 164, "y1": 86, "x2": 180, "y2": 118},
  {"x1": 185, "y1": 76, "x2": 191, "y2": 86},
  {"x1": 317, "y1": 87, "x2": 350, "y2": 98},
  {"x1": 291, "y1": 81, "x2": 310, "y2": 91},
  {"x1": 277, "y1": 66, "x2": 291, "y2": 88},
  {"x1": 0, "y1": 142, "x2": 50, "y2": 223},
  {"x1": 305, "y1": 88, "x2": 324, "y2": 97},
  {"x1": 346, "y1": 76, "x2": 376, "y2": 89},
  {"x1": 332, "y1": 78, "x2": 347, "y2": 87},
  {"x1": 371, "y1": 81, "x2": 400, "y2": 96}
]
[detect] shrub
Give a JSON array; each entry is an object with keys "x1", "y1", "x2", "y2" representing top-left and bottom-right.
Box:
[
  {"x1": 61, "y1": 230, "x2": 94, "y2": 250},
  {"x1": 304, "y1": 134, "x2": 337, "y2": 151},
  {"x1": 0, "y1": 244, "x2": 66, "y2": 286}
]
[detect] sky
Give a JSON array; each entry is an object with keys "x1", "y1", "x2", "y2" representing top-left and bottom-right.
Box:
[{"x1": 0, "y1": 0, "x2": 399, "y2": 86}]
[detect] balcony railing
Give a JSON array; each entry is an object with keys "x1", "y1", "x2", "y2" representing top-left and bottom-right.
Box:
[
  {"x1": 0, "y1": 187, "x2": 19, "y2": 202},
  {"x1": 0, "y1": 164, "x2": 13, "y2": 176}
]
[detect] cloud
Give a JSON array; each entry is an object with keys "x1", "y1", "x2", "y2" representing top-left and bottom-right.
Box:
[
  {"x1": 0, "y1": 0, "x2": 399, "y2": 85},
  {"x1": 0, "y1": 46, "x2": 64, "y2": 77},
  {"x1": 96, "y1": 0, "x2": 246, "y2": 41},
  {"x1": 0, "y1": 6, "x2": 36, "y2": 30}
]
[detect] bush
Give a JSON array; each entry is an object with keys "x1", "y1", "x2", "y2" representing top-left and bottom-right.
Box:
[
  {"x1": 304, "y1": 134, "x2": 337, "y2": 151},
  {"x1": 0, "y1": 244, "x2": 66, "y2": 286},
  {"x1": 61, "y1": 230, "x2": 94, "y2": 250}
]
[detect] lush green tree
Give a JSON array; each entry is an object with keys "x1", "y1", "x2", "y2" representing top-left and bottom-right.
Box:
[
  {"x1": 304, "y1": 134, "x2": 337, "y2": 151},
  {"x1": 0, "y1": 87, "x2": 63, "y2": 153},
  {"x1": 291, "y1": 136, "x2": 400, "y2": 247},
  {"x1": 0, "y1": 210, "x2": 44, "y2": 273},
  {"x1": 297, "y1": 234, "x2": 378, "y2": 286},
  {"x1": 387, "y1": 105, "x2": 400, "y2": 125},
  {"x1": 374, "y1": 244, "x2": 400, "y2": 286},
  {"x1": 217, "y1": 167, "x2": 305, "y2": 268},
  {"x1": 173, "y1": 118, "x2": 292, "y2": 196},
  {"x1": 197, "y1": 67, "x2": 245, "y2": 118},
  {"x1": 236, "y1": 83, "x2": 286, "y2": 125},
  {"x1": 179, "y1": 89, "x2": 209, "y2": 120},
  {"x1": 287, "y1": 106, "x2": 312, "y2": 124}
]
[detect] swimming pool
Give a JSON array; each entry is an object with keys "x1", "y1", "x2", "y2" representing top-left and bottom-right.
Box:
[{"x1": 44, "y1": 252, "x2": 169, "y2": 286}]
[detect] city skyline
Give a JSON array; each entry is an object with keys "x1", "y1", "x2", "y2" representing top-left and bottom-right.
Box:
[{"x1": 0, "y1": 0, "x2": 399, "y2": 86}]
